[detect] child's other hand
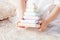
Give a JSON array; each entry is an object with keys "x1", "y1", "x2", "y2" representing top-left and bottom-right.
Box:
[
  {"x1": 16, "y1": 18, "x2": 25, "y2": 28},
  {"x1": 16, "y1": 18, "x2": 22, "y2": 25},
  {"x1": 38, "y1": 20, "x2": 48, "y2": 32}
]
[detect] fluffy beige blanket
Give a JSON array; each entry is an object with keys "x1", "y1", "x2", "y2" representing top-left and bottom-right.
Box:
[{"x1": 0, "y1": 1, "x2": 16, "y2": 20}]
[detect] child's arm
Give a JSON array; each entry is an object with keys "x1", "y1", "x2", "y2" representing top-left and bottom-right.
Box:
[
  {"x1": 39, "y1": 6, "x2": 60, "y2": 32},
  {"x1": 45, "y1": 6, "x2": 60, "y2": 23},
  {"x1": 16, "y1": 0, "x2": 26, "y2": 27},
  {"x1": 20, "y1": 0, "x2": 26, "y2": 19}
]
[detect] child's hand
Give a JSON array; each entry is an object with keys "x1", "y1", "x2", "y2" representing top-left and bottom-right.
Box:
[
  {"x1": 38, "y1": 20, "x2": 48, "y2": 32},
  {"x1": 16, "y1": 18, "x2": 22, "y2": 24},
  {"x1": 16, "y1": 18, "x2": 25, "y2": 28}
]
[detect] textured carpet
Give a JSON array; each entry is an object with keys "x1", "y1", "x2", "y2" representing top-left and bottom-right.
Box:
[{"x1": 0, "y1": 17, "x2": 59, "y2": 40}]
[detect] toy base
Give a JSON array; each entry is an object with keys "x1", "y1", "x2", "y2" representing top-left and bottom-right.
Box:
[{"x1": 18, "y1": 23, "x2": 40, "y2": 28}]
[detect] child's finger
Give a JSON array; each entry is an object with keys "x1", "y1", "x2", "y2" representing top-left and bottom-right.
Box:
[
  {"x1": 17, "y1": 24, "x2": 25, "y2": 28},
  {"x1": 16, "y1": 21, "x2": 25, "y2": 28},
  {"x1": 38, "y1": 20, "x2": 43, "y2": 24},
  {"x1": 36, "y1": 21, "x2": 43, "y2": 29},
  {"x1": 39, "y1": 28, "x2": 45, "y2": 32},
  {"x1": 16, "y1": 21, "x2": 20, "y2": 26},
  {"x1": 18, "y1": 26, "x2": 25, "y2": 28},
  {"x1": 39, "y1": 25, "x2": 47, "y2": 32},
  {"x1": 39, "y1": 21, "x2": 42, "y2": 23}
]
